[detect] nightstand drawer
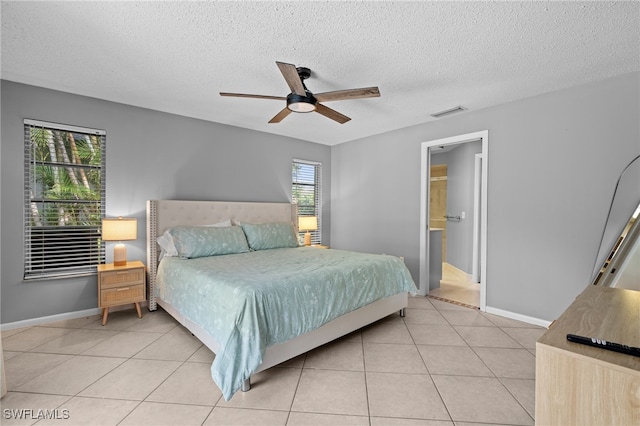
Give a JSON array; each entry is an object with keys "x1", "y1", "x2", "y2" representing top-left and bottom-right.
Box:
[
  {"x1": 100, "y1": 268, "x2": 145, "y2": 289},
  {"x1": 101, "y1": 284, "x2": 145, "y2": 307}
]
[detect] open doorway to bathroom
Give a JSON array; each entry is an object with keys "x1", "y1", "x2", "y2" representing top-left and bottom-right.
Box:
[
  {"x1": 428, "y1": 160, "x2": 480, "y2": 308},
  {"x1": 419, "y1": 131, "x2": 488, "y2": 311}
]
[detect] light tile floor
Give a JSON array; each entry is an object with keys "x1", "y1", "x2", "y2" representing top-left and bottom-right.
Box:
[{"x1": 1, "y1": 297, "x2": 546, "y2": 425}]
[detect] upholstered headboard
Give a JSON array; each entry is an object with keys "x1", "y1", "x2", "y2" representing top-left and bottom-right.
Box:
[{"x1": 146, "y1": 200, "x2": 298, "y2": 310}]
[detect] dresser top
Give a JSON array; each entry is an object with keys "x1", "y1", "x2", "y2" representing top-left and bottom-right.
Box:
[{"x1": 537, "y1": 285, "x2": 640, "y2": 372}]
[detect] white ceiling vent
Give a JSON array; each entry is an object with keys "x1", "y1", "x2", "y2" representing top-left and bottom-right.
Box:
[{"x1": 430, "y1": 105, "x2": 468, "y2": 118}]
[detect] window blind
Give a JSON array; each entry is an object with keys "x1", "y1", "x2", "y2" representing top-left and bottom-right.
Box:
[
  {"x1": 23, "y1": 119, "x2": 106, "y2": 280},
  {"x1": 292, "y1": 159, "x2": 322, "y2": 245}
]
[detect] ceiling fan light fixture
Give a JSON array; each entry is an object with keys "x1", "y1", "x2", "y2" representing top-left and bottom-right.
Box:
[
  {"x1": 287, "y1": 93, "x2": 317, "y2": 113},
  {"x1": 220, "y1": 61, "x2": 379, "y2": 123}
]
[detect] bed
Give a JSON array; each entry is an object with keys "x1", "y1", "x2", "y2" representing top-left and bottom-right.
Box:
[{"x1": 146, "y1": 199, "x2": 417, "y2": 400}]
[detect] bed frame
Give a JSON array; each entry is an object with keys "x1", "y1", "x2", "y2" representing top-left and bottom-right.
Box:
[{"x1": 146, "y1": 199, "x2": 407, "y2": 392}]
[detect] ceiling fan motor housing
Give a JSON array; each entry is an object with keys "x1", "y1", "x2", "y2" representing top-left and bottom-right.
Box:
[
  {"x1": 284, "y1": 66, "x2": 316, "y2": 112},
  {"x1": 287, "y1": 92, "x2": 317, "y2": 112}
]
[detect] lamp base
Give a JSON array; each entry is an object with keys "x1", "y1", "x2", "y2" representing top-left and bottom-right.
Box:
[
  {"x1": 304, "y1": 231, "x2": 311, "y2": 246},
  {"x1": 113, "y1": 243, "x2": 127, "y2": 266}
]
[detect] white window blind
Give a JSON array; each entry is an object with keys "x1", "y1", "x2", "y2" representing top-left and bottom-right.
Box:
[
  {"x1": 292, "y1": 159, "x2": 322, "y2": 245},
  {"x1": 23, "y1": 119, "x2": 106, "y2": 280}
]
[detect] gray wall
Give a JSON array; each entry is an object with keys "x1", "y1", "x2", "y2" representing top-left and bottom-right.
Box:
[
  {"x1": 1, "y1": 80, "x2": 331, "y2": 324},
  {"x1": 3, "y1": 73, "x2": 639, "y2": 325},
  {"x1": 432, "y1": 141, "x2": 483, "y2": 274},
  {"x1": 331, "y1": 72, "x2": 640, "y2": 322}
]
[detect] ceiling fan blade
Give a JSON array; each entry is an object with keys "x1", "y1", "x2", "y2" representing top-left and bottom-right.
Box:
[
  {"x1": 315, "y1": 103, "x2": 351, "y2": 124},
  {"x1": 276, "y1": 61, "x2": 306, "y2": 96},
  {"x1": 314, "y1": 87, "x2": 380, "y2": 102},
  {"x1": 220, "y1": 92, "x2": 286, "y2": 101},
  {"x1": 268, "y1": 107, "x2": 292, "y2": 123}
]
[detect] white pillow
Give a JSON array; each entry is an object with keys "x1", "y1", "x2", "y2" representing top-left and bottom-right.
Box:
[
  {"x1": 157, "y1": 230, "x2": 179, "y2": 258},
  {"x1": 203, "y1": 219, "x2": 233, "y2": 227},
  {"x1": 157, "y1": 219, "x2": 232, "y2": 259}
]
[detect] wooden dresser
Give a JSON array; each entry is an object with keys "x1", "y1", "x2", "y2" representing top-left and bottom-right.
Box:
[{"x1": 535, "y1": 285, "x2": 640, "y2": 425}]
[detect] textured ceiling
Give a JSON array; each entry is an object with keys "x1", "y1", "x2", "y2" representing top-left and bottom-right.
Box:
[{"x1": 2, "y1": 1, "x2": 639, "y2": 146}]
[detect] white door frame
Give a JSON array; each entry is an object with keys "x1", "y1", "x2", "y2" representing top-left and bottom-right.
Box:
[
  {"x1": 472, "y1": 153, "x2": 482, "y2": 284},
  {"x1": 419, "y1": 130, "x2": 488, "y2": 311}
]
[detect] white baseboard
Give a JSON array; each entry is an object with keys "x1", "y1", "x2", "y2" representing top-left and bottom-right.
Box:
[
  {"x1": 485, "y1": 305, "x2": 551, "y2": 328},
  {"x1": 1, "y1": 308, "x2": 101, "y2": 331},
  {"x1": 2, "y1": 302, "x2": 548, "y2": 331},
  {"x1": 1, "y1": 302, "x2": 149, "y2": 331}
]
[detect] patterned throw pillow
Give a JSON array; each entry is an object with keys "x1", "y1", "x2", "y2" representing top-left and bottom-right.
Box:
[
  {"x1": 241, "y1": 222, "x2": 299, "y2": 250},
  {"x1": 169, "y1": 225, "x2": 250, "y2": 258}
]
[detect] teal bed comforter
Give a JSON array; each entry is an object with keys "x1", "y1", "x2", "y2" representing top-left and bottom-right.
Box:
[{"x1": 156, "y1": 247, "x2": 417, "y2": 400}]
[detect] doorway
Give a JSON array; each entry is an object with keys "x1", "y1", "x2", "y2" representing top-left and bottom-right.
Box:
[
  {"x1": 419, "y1": 130, "x2": 488, "y2": 311},
  {"x1": 428, "y1": 161, "x2": 480, "y2": 307}
]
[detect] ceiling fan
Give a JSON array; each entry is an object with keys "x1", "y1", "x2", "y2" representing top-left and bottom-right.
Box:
[{"x1": 220, "y1": 61, "x2": 380, "y2": 124}]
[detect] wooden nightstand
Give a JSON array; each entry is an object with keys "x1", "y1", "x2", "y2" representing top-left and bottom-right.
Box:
[
  {"x1": 310, "y1": 244, "x2": 329, "y2": 249},
  {"x1": 97, "y1": 260, "x2": 146, "y2": 325}
]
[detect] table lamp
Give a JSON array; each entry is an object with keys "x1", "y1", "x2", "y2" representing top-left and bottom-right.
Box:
[
  {"x1": 298, "y1": 216, "x2": 318, "y2": 246},
  {"x1": 102, "y1": 217, "x2": 137, "y2": 266}
]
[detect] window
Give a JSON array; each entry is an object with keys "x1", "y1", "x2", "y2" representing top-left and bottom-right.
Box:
[
  {"x1": 24, "y1": 119, "x2": 106, "y2": 280},
  {"x1": 292, "y1": 159, "x2": 322, "y2": 245}
]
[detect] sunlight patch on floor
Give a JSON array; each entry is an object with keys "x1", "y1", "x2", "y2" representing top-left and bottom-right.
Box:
[{"x1": 429, "y1": 262, "x2": 480, "y2": 308}]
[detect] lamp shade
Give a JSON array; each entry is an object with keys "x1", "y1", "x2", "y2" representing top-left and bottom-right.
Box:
[
  {"x1": 298, "y1": 216, "x2": 318, "y2": 232},
  {"x1": 102, "y1": 217, "x2": 137, "y2": 241}
]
